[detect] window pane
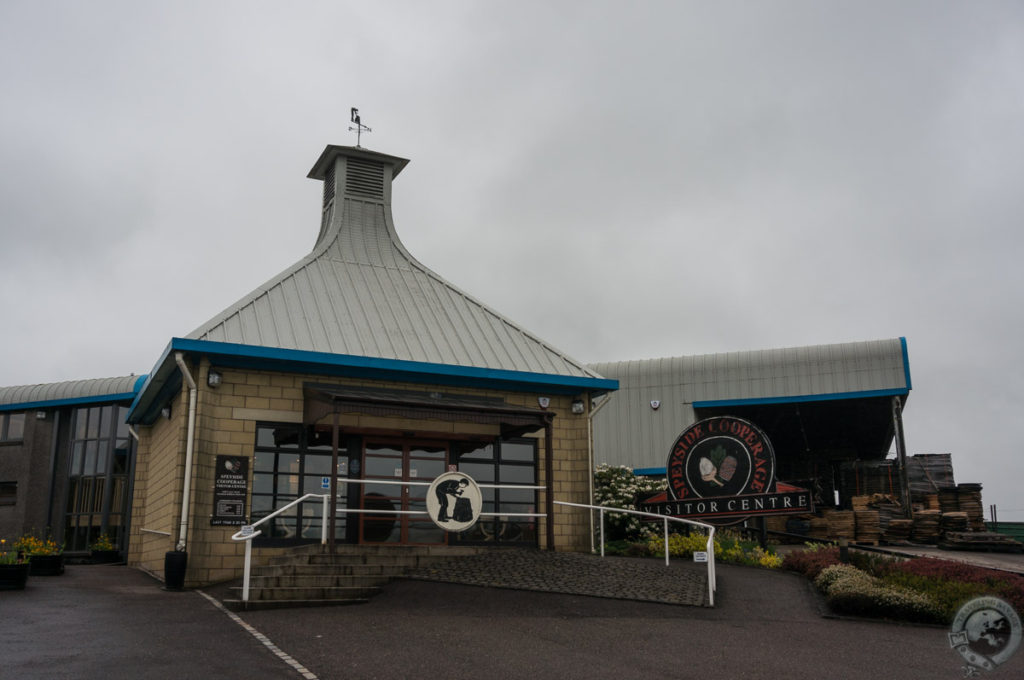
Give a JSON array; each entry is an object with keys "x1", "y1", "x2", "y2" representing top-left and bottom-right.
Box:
[
  {"x1": 500, "y1": 441, "x2": 535, "y2": 462},
  {"x1": 74, "y1": 409, "x2": 88, "y2": 440},
  {"x1": 303, "y1": 454, "x2": 333, "y2": 475},
  {"x1": 6, "y1": 413, "x2": 25, "y2": 440},
  {"x1": 87, "y1": 407, "x2": 101, "y2": 439},
  {"x1": 112, "y1": 441, "x2": 130, "y2": 474},
  {"x1": 306, "y1": 425, "x2": 334, "y2": 450},
  {"x1": 278, "y1": 454, "x2": 300, "y2": 474},
  {"x1": 252, "y1": 474, "x2": 274, "y2": 495},
  {"x1": 99, "y1": 406, "x2": 111, "y2": 439},
  {"x1": 70, "y1": 442, "x2": 84, "y2": 477},
  {"x1": 96, "y1": 442, "x2": 109, "y2": 476},
  {"x1": 499, "y1": 487, "x2": 536, "y2": 505},
  {"x1": 498, "y1": 464, "x2": 534, "y2": 484},
  {"x1": 276, "y1": 475, "x2": 299, "y2": 495},
  {"x1": 84, "y1": 441, "x2": 98, "y2": 476},
  {"x1": 366, "y1": 444, "x2": 402, "y2": 457},
  {"x1": 253, "y1": 451, "x2": 276, "y2": 472},
  {"x1": 257, "y1": 425, "x2": 299, "y2": 448},
  {"x1": 456, "y1": 443, "x2": 493, "y2": 461},
  {"x1": 410, "y1": 445, "x2": 445, "y2": 459},
  {"x1": 116, "y1": 407, "x2": 130, "y2": 439},
  {"x1": 458, "y1": 462, "x2": 494, "y2": 483}
]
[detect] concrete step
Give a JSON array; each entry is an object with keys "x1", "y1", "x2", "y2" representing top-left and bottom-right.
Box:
[
  {"x1": 232, "y1": 585, "x2": 382, "y2": 601},
  {"x1": 252, "y1": 563, "x2": 409, "y2": 578},
  {"x1": 223, "y1": 597, "x2": 370, "y2": 611},
  {"x1": 247, "y1": 574, "x2": 390, "y2": 588}
]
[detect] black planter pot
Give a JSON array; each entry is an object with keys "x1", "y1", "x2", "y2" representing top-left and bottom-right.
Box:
[
  {"x1": 90, "y1": 550, "x2": 120, "y2": 564},
  {"x1": 0, "y1": 562, "x2": 30, "y2": 590},
  {"x1": 164, "y1": 550, "x2": 187, "y2": 590},
  {"x1": 29, "y1": 554, "x2": 65, "y2": 576}
]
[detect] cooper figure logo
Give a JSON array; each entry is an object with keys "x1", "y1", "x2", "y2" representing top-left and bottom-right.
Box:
[
  {"x1": 667, "y1": 416, "x2": 776, "y2": 515},
  {"x1": 426, "y1": 472, "x2": 483, "y2": 533},
  {"x1": 949, "y1": 596, "x2": 1021, "y2": 675}
]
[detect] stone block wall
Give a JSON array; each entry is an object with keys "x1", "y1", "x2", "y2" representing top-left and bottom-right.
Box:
[{"x1": 128, "y1": 357, "x2": 598, "y2": 586}]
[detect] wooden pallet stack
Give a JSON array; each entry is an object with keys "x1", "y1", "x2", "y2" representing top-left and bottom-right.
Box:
[
  {"x1": 912, "y1": 509, "x2": 942, "y2": 544},
  {"x1": 855, "y1": 510, "x2": 881, "y2": 544},
  {"x1": 940, "y1": 511, "x2": 969, "y2": 534},
  {"x1": 957, "y1": 483, "x2": 985, "y2": 531},
  {"x1": 884, "y1": 519, "x2": 913, "y2": 543},
  {"x1": 826, "y1": 510, "x2": 856, "y2": 541},
  {"x1": 938, "y1": 487, "x2": 960, "y2": 514}
]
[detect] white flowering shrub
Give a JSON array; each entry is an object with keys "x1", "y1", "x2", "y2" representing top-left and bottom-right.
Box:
[
  {"x1": 593, "y1": 464, "x2": 667, "y2": 542},
  {"x1": 814, "y1": 563, "x2": 944, "y2": 623}
]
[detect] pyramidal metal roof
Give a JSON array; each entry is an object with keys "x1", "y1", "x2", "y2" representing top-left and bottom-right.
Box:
[{"x1": 186, "y1": 145, "x2": 602, "y2": 381}]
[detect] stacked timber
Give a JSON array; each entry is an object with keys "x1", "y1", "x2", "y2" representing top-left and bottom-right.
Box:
[
  {"x1": 907, "y1": 453, "x2": 956, "y2": 501},
  {"x1": 855, "y1": 510, "x2": 881, "y2": 544},
  {"x1": 808, "y1": 516, "x2": 830, "y2": 541},
  {"x1": 827, "y1": 510, "x2": 856, "y2": 541},
  {"x1": 924, "y1": 494, "x2": 941, "y2": 511},
  {"x1": 885, "y1": 519, "x2": 913, "y2": 544},
  {"x1": 938, "y1": 487, "x2": 960, "y2": 514},
  {"x1": 939, "y1": 531, "x2": 1023, "y2": 554},
  {"x1": 957, "y1": 484, "x2": 985, "y2": 531},
  {"x1": 876, "y1": 503, "x2": 901, "y2": 534},
  {"x1": 940, "y1": 512, "x2": 970, "y2": 534},
  {"x1": 912, "y1": 509, "x2": 942, "y2": 544}
]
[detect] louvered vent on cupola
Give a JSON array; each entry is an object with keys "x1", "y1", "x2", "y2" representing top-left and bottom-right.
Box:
[
  {"x1": 346, "y1": 157, "x2": 385, "y2": 200},
  {"x1": 322, "y1": 160, "x2": 336, "y2": 208}
]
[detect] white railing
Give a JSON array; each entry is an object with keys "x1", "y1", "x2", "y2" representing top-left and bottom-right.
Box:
[
  {"x1": 231, "y1": 492, "x2": 330, "y2": 603},
  {"x1": 229, "y1": 481, "x2": 717, "y2": 607},
  {"x1": 554, "y1": 500, "x2": 717, "y2": 606}
]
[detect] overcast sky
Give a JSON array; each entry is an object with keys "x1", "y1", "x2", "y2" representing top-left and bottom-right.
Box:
[{"x1": 2, "y1": 2, "x2": 1022, "y2": 518}]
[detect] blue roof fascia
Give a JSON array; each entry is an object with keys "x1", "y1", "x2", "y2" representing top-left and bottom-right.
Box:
[
  {"x1": 693, "y1": 387, "x2": 910, "y2": 410},
  {"x1": 127, "y1": 337, "x2": 618, "y2": 424},
  {"x1": 634, "y1": 467, "x2": 667, "y2": 476},
  {"x1": 0, "y1": 391, "x2": 141, "y2": 413},
  {"x1": 899, "y1": 336, "x2": 912, "y2": 390}
]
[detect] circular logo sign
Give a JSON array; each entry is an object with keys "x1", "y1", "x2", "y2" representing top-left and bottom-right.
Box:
[
  {"x1": 949, "y1": 596, "x2": 1022, "y2": 672},
  {"x1": 426, "y1": 472, "x2": 483, "y2": 533},
  {"x1": 666, "y1": 416, "x2": 776, "y2": 522}
]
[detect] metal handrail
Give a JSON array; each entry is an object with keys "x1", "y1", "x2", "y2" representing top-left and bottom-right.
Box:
[
  {"x1": 554, "y1": 500, "x2": 717, "y2": 606},
  {"x1": 231, "y1": 492, "x2": 330, "y2": 602}
]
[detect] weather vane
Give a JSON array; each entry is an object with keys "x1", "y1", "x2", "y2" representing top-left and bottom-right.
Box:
[{"x1": 349, "y1": 107, "x2": 372, "y2": 147}]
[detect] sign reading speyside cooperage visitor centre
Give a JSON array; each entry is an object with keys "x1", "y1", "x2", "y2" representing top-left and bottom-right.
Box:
[
  {"x1": 639, "y1": 416, "x2": 812, "y2": 524},
  {"x1": 211, "y1": 455, "x2": 249, "y2": 526}
]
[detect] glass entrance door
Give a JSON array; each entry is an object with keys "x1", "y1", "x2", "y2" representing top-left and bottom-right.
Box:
[{"x1": 361, "y1": 441, "x2": 447, "y2": 544}]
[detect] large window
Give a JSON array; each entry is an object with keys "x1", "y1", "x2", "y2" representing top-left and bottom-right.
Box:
[
  {"x1": 0, "y1": 412, "x2": 25, "y2": 442},
  {"x1": 64, "y1": 405, "x2": 134, "y2": 552},
  {"x1": 454, "y1": 438, "x2": 537, "y2": 545},
  {"x1": 251, "y1": 423, "x2": 344, "y2": 541},
  {"x1": 0, "y1": 481, "x2": 15, "y2": 506}
]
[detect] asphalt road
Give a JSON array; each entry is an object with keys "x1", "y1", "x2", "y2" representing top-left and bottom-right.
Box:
[{"x1": 2, "y1": 563, "x2": 1021, "y2": 680}]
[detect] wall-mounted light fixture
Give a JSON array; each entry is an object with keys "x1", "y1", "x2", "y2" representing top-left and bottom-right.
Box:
[
  {"x1": 571, "y1": 399, "x2": 585, "y2": 415},
  {"x1": 207, "y1": 370, "x2": 222, "y2": 388},
  {"x1": 161, "y1": 406, "x2": 172, "y2": 420},
  {"x1": 538, "y1": 397, "x2": 550, "y2": 409},
  {"x1": 650, "y1": 400, "x2": 661, "y2": 410},
  {"x1": 35, "y1": 411, "x2": 47, "y2": 420}
]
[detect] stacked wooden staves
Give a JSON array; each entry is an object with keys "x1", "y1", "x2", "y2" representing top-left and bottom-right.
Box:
[
  {"x1": 957, "y1": 484, "x2": 986, "y2": 531},
  {"x1": 827, "y1": 510, "x2": 856, "y2": 541},
  {"x1": 912, "y1": 509, "x2": 942, "y2": 544},
  {"x1": 938, "y1": 487, "x2": 960, "y2": 514},
  {"x1": 854, "y1": 510, "x2": 881, "y2": 544},
  {"x1": 940, "y1": 511, "x2": 969, "y2": 534},
  {"x1": 808, "y1": 516, "x2": 830, "y2": 541},
  {"x1": 939, "y1": 531, "x2": 1023, "y2": 553},
  {"x1": 884, "y1": 519, "x2": 913, "y2": 544}
]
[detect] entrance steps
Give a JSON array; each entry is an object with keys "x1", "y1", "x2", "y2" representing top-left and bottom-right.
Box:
[{"x1": 223, "y1": 544, "x2": 485, "y2": 611}]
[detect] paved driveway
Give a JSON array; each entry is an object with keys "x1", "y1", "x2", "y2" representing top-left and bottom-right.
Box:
[{"x1": 3, "y1": 562, "x2": 1021, "y2": 679}]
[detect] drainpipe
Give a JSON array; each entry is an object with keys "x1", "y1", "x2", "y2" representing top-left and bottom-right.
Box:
[
  {"x1": 174, "y1": 352, "x2": 198, "y2": 552},
  {"x1": 587, "y1": 393, "x2": 612, "y2": 553}
]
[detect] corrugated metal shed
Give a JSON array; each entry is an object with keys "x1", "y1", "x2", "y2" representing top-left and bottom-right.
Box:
[
  {"x1": 589, "y1": 338, "x2": 911, "y2": 471},
  {"x1": 187, "y1": 145, "x2": 600, "y2": 381},
  {"x1": 0, "y1": 375, "x2": 145, "y2": 411}
]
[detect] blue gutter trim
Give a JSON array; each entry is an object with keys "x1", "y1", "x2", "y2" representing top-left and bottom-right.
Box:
[
  {"x1": 900, "y1": 336, "x2": 913, "y2": 391},
  {"x1": 694, "y1": 387, "x2": 910, "y2": 409},
  {"x1": 634, "y1": 467, "x2": 667, "y2": 476},
  {"x1": 167, "y1": 337, "x2": 618, "y2": 391},
  {"x1": 0, "y1": 392, "x2": 140, "y2": 412},
  {"x1": 127, "y1": 337, "x2": 618, "y2": 424}
]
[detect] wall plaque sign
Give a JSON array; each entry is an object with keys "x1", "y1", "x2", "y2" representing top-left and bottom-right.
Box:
[{"x1": 211, "y1": 455, "x2": 249, "y2": 526}]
